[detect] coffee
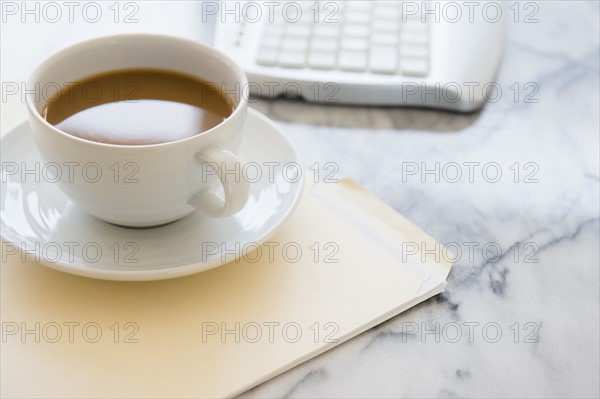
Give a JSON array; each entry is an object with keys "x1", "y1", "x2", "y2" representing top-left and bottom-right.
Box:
[{"x1": 43, "y1": 69, "x2": 235, "y2": 145}]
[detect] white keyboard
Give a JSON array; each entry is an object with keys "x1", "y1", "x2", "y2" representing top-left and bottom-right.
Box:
[
  {"x1": 214, "y1": 1, "x2": 506, "y2": 112},
  {"x1": 256, "y1": 1, "x2": 431, "y2": 76}
]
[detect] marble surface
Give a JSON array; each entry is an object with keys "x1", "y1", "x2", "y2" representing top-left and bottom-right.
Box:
[
  {"x1": 2, "y1": 1, "x2": 599, "y2": 398},
  {"x1": 247, "y1": 3, "x2": 600, "y2": 397}
]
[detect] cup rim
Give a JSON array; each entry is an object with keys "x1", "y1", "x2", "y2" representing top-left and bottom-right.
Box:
[{"x1": 26, "y1": 33, "x2": 249, "y2": 149}]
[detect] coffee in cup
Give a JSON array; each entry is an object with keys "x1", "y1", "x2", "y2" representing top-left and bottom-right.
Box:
[{"x1": 43, "y1": 69, "x2": 235, "y2": 146}]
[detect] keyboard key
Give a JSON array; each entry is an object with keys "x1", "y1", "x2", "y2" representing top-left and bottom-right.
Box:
[
  {"x1": 285, "y1": 24, "x2": 312, "y2": 37},
  {"x1": 338, "y1": 50, "x2": 368, "y2": 71},
  {"x1": 257, "y1": 48, "x2": 279, "y2": 66},
  {"x1": 371, "y1": 31, "x2": 398, "y2": 46},
  {"x1": 374, "y1": 0, "x2": 402, "y2": 9},
  {"x1": 400, "y1": 43, "x2": 429, "y2": 58},
  {"x1": 263, "y1": 23, "x2": 284, "y2": 37},
  {"x1": 311, "y1": 38, "x2": 339, "y2": 52},
  {"x1": 282, "y1": 36, "x2": 309, "y2": 51},
  {"x1": 298, "y1": 14, "x2": 315, "y2": 25},
  {"x1": 341, "y1": 37, "x2": 368, "y2": 51},
  {"x1": 372, "y1": 19, "x2": 400, "y2": 33},
  {"x1": 313, "y1": 23, "x2": 341, "y2": 38},
  {"x1": 278, "y1": 50, "x2": 306, "y2": 68},
  {"x1": 400, "y1": 58, "x2": 429, "y2": 76},
  {"x1": 313, "y1": 21, "x2": 342, "y2": 37},
  {"x1": 369, "y1": 45, "x2": 398, "y2": 74},
  {"x1": 342, "y1": 24, "x2": 370, "y2": 38},
  {"x1": 345, "y1": 11, "x2": 370, "y2": 24},
  {"x1": 403, "y1": 20, "x2": 430, "y2": 33},
  {"x1": 401, "y1": 31, "x2": 430, "y2": 45},
  {"x1": 307, "y1": 50, "x2": 337, "y2": 70},
  {"x1": 346, "y1": 1, "x2": 373, "y2": 12},
  {"x1": 373, "y1": 0, "x2": 402, "y2": 12},
  {"x1": 374, "y1": 5, "x2": 401, "y2": 20}
]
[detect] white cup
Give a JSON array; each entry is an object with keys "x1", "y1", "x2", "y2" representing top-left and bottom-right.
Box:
[{"x1": 26, "y1": 34, "x2": 251, "y2": 227}]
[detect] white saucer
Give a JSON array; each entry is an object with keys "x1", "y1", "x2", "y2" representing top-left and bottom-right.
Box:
[{"x1": 0, "y1": 109, "x2": 303, "y2": 281}]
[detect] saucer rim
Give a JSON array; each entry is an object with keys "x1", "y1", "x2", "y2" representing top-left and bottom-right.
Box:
[{"x1": 0, "y1": 108, "x2": 304, "y2": 281}]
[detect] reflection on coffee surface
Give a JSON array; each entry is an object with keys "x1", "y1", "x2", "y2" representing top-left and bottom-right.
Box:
[{"x1": 43, "y1": 69, "x2": 235, "y2": 145}]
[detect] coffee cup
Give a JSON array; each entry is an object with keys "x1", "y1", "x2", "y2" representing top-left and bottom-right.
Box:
[{"x1": 26, "y1": 34, "x2": 251, "y2": 227}]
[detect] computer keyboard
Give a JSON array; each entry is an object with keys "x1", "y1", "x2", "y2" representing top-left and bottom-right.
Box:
[
  {"x1": 214, "y1": 1, "x2": 506, "y2": 112},
  {"x1": 256, "y1": 1, "x2": 430, "y2": 76}
]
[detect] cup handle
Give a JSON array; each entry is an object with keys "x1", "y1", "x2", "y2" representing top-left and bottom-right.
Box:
[{"x1": 190, "y1": 144, "x2": 250, "y2": 218}]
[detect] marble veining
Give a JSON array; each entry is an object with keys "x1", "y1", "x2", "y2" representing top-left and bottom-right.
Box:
[{"x1": 242, "y1": 2, "x2": 600, "y2": 397}]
